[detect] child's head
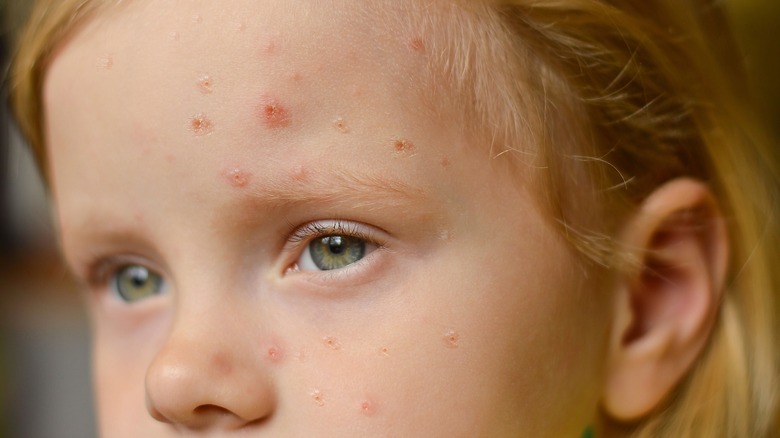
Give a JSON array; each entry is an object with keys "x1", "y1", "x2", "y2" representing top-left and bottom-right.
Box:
[{"x1": 10, "y1": 0, "x2": 779, "y2": 436}]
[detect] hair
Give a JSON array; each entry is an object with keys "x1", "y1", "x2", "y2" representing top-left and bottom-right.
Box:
[{"x1": 9, "y1": 0, "x2": 780, "y2": 436}]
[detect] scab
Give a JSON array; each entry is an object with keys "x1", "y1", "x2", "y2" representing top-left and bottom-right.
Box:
[
  {"x1": 190, "y1": 113, "x2": 214, "y2": 136},
  {"x1": 393, "y1": 138, "x2": 415, "y2": 153},
  {"x1": 443, "y1": 330, "x2": 460, "y2": 349},
  {"x1": 333, "y1": 117, "x2": 350, "y2": 134},
  {"x1": 322, "y1": 336, "x2": 341, "y2": 350},
  {"x1": 310, "y1": 389, "x2": 325, "y2": 406}
]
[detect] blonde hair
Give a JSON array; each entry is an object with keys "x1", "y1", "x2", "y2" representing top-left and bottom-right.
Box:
[{"x1": 10, "y1": 0, "x2": 780, "y2": 436}]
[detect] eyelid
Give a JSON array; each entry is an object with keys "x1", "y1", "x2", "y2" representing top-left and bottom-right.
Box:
[
  {"x1": 285, "y1": 220, "x2": 388, "y2": 249},
  {"x1": 282, "y1": 219, "x2": 388, "y2": 271},
  {"x1": 83, "y1": 254, "x2": 163, "y2": 290}
]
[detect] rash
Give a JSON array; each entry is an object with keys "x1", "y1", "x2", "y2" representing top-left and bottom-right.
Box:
[
  {"x1": 190, "y1": 113, "x2": 214, "y2": 136},
  {"x1": 259, "y1": 96, "x2": 292, "y2": 129},
  {"x1": 222, "y1": 167, "x2": 252, "y2": 188},
  {"x1": 443, "y1": 330, "x2": 460, "y2": 348}
]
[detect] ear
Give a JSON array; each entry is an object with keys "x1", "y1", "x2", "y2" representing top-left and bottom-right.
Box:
[{"x1": 601, "y1": 178, "x2": 729, "y2": 421}]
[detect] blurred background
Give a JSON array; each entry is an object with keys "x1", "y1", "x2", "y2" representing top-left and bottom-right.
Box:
[{"x1": 0, "y1": 1, "x2": 777, "y2": 437}]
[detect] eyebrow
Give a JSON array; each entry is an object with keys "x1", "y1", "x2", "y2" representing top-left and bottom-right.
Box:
[
  {"x1": 240, "y1": 167, "x2": 432, "y2": 212},
  {"x1": 61, "y1": 167, "x2": 438, "y2": 270}
]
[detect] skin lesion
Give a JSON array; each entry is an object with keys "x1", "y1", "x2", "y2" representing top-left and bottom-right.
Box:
[
  {"x1": 259, "y1": 96, "x2": 292, "y2": 129},
  {"x1": 197, "y1": 74, "x2": 213, "y2": 93},
  {"x1": 222, "y1": 167, "x2": 253, "y2": 189},
  {"x1": 190, "y1": 113, "x2": 214, "y2": 136},
  {"x1": 393, "y1": 138, "x2": 415, "y2": 154}
]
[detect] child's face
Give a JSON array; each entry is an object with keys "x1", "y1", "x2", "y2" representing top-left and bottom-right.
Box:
[{"x1": 44, "y1": 1, "x2": 610, "y2": 435}]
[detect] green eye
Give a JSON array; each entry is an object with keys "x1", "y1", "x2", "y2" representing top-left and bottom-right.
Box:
[
  {"x1": 302, "y1": 235, "x2": 368, "y2": 271},
  {"x1": 112, "y1": 265, "x2": 165, "y2": 302}
]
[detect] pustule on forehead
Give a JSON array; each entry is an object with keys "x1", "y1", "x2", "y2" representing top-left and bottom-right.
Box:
[
  {"x1": 190, "y1": 113, "x2": 214, "y2": 136},
  {"x1": 258, "y1": 95, "x2": 292, "y2": 129}
]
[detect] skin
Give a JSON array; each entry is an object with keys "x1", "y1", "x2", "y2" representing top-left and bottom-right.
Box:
[{"x1": 43, "y1": 0, "x2": 613, "y2": 436}]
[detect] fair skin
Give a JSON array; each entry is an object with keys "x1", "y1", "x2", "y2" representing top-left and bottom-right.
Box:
[{"x1": 42, "y1": 0, "x2": 726, "y2": 436}]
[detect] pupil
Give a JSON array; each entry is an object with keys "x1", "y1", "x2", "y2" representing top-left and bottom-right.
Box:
[
  {"x1": 325, "y1": 236, "x2": 345, "y2": 254},
  {"x1": 129, "y1": 267, "x2": 149, "y2": 287}
]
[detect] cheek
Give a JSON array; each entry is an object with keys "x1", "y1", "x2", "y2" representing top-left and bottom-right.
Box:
[
  {"x1": 91, "y1": 302, "x2": 173, "y2": 432},
  {"x1": 93, "y1": 333, "x2": 158, "y2": 434}
]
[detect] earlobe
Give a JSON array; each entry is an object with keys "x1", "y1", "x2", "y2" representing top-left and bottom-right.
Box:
[{"x1": 601, "y1": 178, "x2": 729, "y2": 422}]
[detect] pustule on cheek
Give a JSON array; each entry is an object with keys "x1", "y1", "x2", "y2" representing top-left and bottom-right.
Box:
[
  {"x1": 360, "y1": 398, "x2": 377, "y2": 417},
  {"x1": 443, "y1": 330, "x2": 460, "y2": 348},
  {"x1": 393, "y1": 138, "x2": 415, "y2": 155},
  {"x1": 408, "y1": 35, "x2": 425, "y2": 53},
  {"x1": 310, "y1": 388, "x2": 325, "y2": 406},
  {"x1": 261, "y1": 35, "x2": 283, "y2": 56},
  {"x1": 266, "y1": 344, "x2": 283, "y2": 364},
  {"x1": 322, "y1": 336, "x2": 341, "y2": 350},
  {"x1": 258, "y1": 95, "x2": 291, "y2": 129},
  {"x1": 220, "y1": 166, "x2": 253, "y2": 189},
  {"x1": 197, "y1": 73, "x2": 213, "y2": 93},
  {"x1": 333, "y1": 117, "x2": 350, "y2": 134}
]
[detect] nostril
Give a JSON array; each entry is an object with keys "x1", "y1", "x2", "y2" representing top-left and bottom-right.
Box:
[{"x1": 193, "y1": 404, "x2": 233, "y2": 417}]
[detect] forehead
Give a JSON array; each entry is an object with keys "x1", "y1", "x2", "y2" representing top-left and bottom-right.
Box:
[
  {"x1": 45, "y1": 0, "x2": 430, "y2": 125},
  {"x1": 44, "y1": 1, "x2": 452, "y2": 203},
  {"x1": 42, "y1": 0, "x2": 524, "y2": 251}
]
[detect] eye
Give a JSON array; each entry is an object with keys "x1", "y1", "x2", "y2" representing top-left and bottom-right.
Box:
[
  {"x1": 290, "y1": 221, "x2": 381, "y2": 272},
  {"x1": 112, "y1": 264, "x2": 165, "y2": 302}
]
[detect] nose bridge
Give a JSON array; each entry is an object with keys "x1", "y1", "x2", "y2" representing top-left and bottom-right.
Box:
[{"x1": 145, "y1": 282, "x2": 276, "y2": 430}]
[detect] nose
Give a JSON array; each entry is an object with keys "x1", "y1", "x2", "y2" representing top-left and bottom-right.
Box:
[{"x1": 145, "y1": 312, "x2": 276, "y2": 431}]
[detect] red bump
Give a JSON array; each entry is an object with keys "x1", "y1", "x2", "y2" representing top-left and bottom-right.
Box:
[
  {"x1": 263, "y1": 39, "x2": 279, "y2": 55},
  {"x1": 360, "y1": 399, "x2": 377, "y2": 417},
  {"x1": 443, "y1": 330, "x2": 460, "y2": 349},
  {"x1": 440, "y1": 156, "x2": 450, "y2": 168},
  {"x1": 190, "y1": 113, "x2": 214, "y2": 136},
  {"x1": 197, "y1": 74, "x2": 213, "y2": 93},
  {"x1": 394, "y1": 138, "x2": 415, "y2": 153},
  {"x1": 290, "y1": 165, "x2": 308, "y2": 182},
  {"x1": 223, "y1": 167, "x2": 252, "y2": 189},
  {"x1": 267, "y1": 345, "x2": 283, "y2": 364},
  {"x1": 409, "y1": 36, "x2": 425, "y2": 52},
  {"x1": 211, "y1": 352, "x2": 232, "y2": 375},
  {"x1": 259, "y1": 96, "x2": 291, "y2": 129}
]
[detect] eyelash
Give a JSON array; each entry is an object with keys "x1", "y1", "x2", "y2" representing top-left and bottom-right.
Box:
[
  {"x1": 287, "y1": 220, "x2": 381, "y2": 246},
  {"x1": 284, "y1": 219, "x2": 386, "y2": 268},
  {"x1": 83, "y1": 255, "x2": 155, "y2": 290},
  {"x1": 80, "y1": 220, "x2": 386, "y2": 288}
]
